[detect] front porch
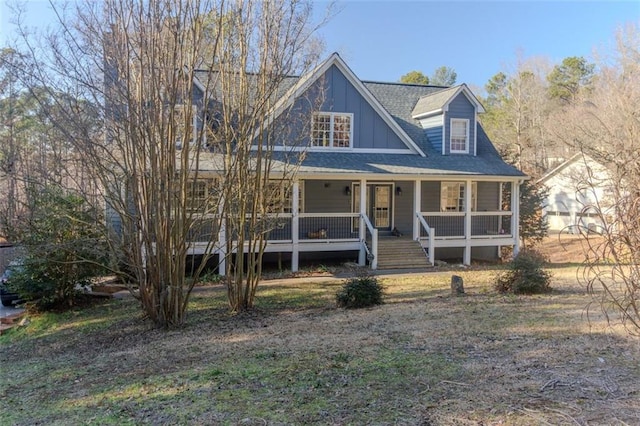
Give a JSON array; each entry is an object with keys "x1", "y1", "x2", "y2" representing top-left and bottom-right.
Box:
[{"x1": 187, "y1": 177, "x2": 521, "y2": 274}]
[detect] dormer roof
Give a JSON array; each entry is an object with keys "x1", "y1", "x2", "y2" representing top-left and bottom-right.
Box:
[{"x1": 411, "y1": 84, "x2": 485, "y2": 119}]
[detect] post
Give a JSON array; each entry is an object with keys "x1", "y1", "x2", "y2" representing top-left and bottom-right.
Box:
[
  {"x1": 291, "y1": 180, "x2": 299, "y2": 272},
  {"x1": 358, "y1": 179, "x2": 367, "y2": 266},
  {"x1": 463, "y1": 179, "x2": 472, "y2": 265},
  {"x1": 371, "y1": 228, "x2": 378, "y2": 270},
  {"x1": 413, "y1": 179, "x2": 421, "y2": 240},
  {"x1": 512, "y1": 180, "x2": 521, "y2": 257},
  {"x1": 218, "y1": 199, "x2": 226, "y2": 277}
]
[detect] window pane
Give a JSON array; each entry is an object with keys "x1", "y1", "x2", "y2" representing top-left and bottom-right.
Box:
[
  {"x1": 311, "y1": 113, "x2": 351, "y2": 148},
  {"x1": 333, "y1": 115, "x2": 351, "y2": 147},
  {"x1": 312, "y1": 114, "x2": 331, "y2": 147},
  {"x1": 451, "y1": 120, "x2": 468, "y2": 152}
]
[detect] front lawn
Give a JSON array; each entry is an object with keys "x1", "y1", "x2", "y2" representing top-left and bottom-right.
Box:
[{"x1": 1, "y1": 267, "x2": 638, "y2": 424}]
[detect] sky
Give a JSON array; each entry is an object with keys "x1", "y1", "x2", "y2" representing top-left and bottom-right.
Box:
[
  {"x1": 314, "y1": 1, "x2": 640, "y2": 90},
  {"x1": 1, "y1": 0, "x2": 639, "y2": 90}
]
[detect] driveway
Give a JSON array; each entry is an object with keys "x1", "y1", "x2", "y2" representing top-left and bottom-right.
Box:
[{"x1": 1, "y1": 302, "x2": 24, "y2": 320}]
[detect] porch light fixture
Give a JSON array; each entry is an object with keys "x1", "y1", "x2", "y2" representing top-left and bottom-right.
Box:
[
  {"x1": 396, "y1": 186, "x2": 402, "y2": 196},
  {"x1": 344, "y1": 186, "x2": 351, "y2": 196}
]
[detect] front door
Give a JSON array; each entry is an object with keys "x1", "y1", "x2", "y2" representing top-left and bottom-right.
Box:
[
  {"x1": 373, "y1": 185, "x2": 391, "y2": 229},
  {"x1": 352, "y1": 184, "x2": 393, "y2": 231}
]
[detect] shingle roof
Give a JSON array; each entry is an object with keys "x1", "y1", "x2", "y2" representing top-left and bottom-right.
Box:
[
  {"x1": 410, "y1": 86, "x2": 459, "y2": 118},
  {"x1": 193, "y1": 62, "x2": 526, "y2": 179}
]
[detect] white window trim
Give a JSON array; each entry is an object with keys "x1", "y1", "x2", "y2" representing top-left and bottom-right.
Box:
[
  {"x1": 449, "y1": 118, "x2": 469, "y2": 154},
  {"x1": 440, "y1": 182, "x2": 477, "y2": 212},
  {"x1": 174, "y1": 104, "x2": 199, "y2": 150},
  {"x1": 311, "y1": 112, "x2": 354, "y2": 150}
]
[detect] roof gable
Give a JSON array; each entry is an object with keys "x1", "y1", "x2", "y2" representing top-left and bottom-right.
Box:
[
  {"x1": 538, "y1": 153, "x2": 603, "y2": 184},
  {"x1": 411, "y1": 84, "x2": 485, "y2": 119},
  {"x1": 266, "y1": 53, "x2": 426, "y2": 157}
]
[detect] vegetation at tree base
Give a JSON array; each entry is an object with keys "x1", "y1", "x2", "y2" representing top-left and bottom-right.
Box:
[
  {"x1": 336, "y1": 273, "x2": 384, "y2": 308},
  {"x1": 7, "y1": 186, "x2": 106, "y2": 310},
  {"x1": 495, "y1": 249, "x2": 551, "y2": 295},
  {"x1": 399, "y1": 70, "x2": 429, "y2": 85}
]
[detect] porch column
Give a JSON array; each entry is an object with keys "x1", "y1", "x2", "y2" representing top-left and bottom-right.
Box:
[
  {"x1": 463, "y1": 179, "x2": 472, "y2": 265},
  {"x1": 413, "y1": 179, "x2": 421, "y2": 240},
  {"x1": 218, "y1": 198, "x2": 226, "y2": 277},
  {"x1": 358, "y1": 178, "x2": 367, "y2": 266},
  {"x1": 512, "y1": 180, "x2": 521, "y2": 257},
  {"x1": 291, "y1": 181, "x2": 299, "y2": 272}
]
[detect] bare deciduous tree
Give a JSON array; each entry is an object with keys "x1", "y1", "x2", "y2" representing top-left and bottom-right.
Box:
[
  {"x1": 481, "y1": 56, "x2": 554, "y2": 177},
  {"x1": 12, "y1": 0, "x2": 327, "y2": 326},
  {"x1": 555, "y1": 24, "x2": 640, "y2": 335}
]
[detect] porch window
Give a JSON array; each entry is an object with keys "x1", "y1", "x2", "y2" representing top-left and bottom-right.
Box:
[
  {"x1": 186, "y1": 179, "x2": 217, "y2": 211},
  {"x1": 450, "y1": 118, "x2": 469, "y2": 153},
  {"x1": 311, "y1": 112, "x2": 352, "y2": 148},
  {"x1": 266, "y1": 180, "x2": 304, "y2": 213},
  {"x1": 441, "y1": 182, "x2": 477, "y2": 212}
]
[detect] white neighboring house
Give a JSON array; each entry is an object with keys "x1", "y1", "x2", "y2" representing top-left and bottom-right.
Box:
[{"x1": 538, "y1": 153, "x2": 614, "y2": 234}]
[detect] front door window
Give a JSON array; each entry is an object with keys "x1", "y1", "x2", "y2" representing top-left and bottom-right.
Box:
[
  {"x1": 373, "y1": 186, "x2": 390, "y2": 228},
  {"x1": 351, "y1": 184, "x2": 392, "y2": 231}
]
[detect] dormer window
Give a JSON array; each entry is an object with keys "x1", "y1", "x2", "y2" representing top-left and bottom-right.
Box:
[
  {"x1": 450, "y1": 118, "x2": 469, "y2": 153},
  {"x1": 312, "y1": 112, "x2": 352, "y2": 148}
]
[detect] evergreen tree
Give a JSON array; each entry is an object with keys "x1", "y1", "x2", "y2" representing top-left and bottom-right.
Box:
[
  {"x1": 399, "y1": 70, "x2": 429, "y2": 85},
  {"x1": 547, "y1": 56, "x2": 595, "y2": 103},
  {"x1": 430, "y1": 66, "x2": 457, "y2": 86}
]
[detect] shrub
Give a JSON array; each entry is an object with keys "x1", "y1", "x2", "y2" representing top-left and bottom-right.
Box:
[
  {"x1": 8, "y1": 186, "x2": 107, "y2": 310},
  {"x1": 336, "y1": 274, "x2": 384, "y2": 308},
  {"x1": 495, "y1": 249, "x2": 552, "y2": 294}
]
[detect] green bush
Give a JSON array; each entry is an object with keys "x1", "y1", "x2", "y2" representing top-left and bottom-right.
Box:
[
  {"x1": 495, "y1": 249, "x2": 552, "y2": 294},
  {"x1": 336, "y1": 274, "x2": 384, "y2": 308},
  {"x1": 8, "y1": 186, "x2": 107, "y2": 310}
]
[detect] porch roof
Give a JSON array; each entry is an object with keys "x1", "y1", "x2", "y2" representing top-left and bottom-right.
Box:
[{"x1": 195, "y1": 147, "x2": 524, "y2": 179}]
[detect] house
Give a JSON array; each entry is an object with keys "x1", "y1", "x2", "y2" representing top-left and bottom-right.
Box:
[
  {"x1": 175, "y1": 53, "x2": 526, "y2": 273},
  {"x1": 538, "y1": 153, "x2": 613, "y2": 234}
]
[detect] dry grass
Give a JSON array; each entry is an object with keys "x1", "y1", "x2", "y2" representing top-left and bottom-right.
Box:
[{"x1": 1, "y1": 265, "x2": 639, "y2": 425}]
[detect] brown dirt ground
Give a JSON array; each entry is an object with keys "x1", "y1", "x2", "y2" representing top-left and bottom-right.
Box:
[{"x1": 536, "y1": 233, "x2": 597, "y2": 264}]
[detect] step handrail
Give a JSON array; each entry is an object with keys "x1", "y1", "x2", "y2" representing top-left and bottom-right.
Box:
[
  {"x1": 416, "y1": 212, "x2": 435, "y2": 266},
  {"x1": 361, "y1": 214, "x2": 378, "y2": 270}
]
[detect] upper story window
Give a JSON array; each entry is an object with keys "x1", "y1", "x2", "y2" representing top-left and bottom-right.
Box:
[
  {"x1": 173, "y1": 104, "x2": 199, "y2": 150},
  {"x1": 441, "y1": 182, "x2": 477, "y2": 212},
  {"x1": 450, "y1": 118, "x2": 469, "y2": 153},
  {"x1": 311, "y1": 112, "x2": 353, "y2": 148}
]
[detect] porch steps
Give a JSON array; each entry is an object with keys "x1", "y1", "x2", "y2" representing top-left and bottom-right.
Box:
[{"x1": 376, "y1": 237, "x2": 432, "y2": 270}]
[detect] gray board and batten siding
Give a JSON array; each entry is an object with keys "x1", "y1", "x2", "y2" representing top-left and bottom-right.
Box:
[
  {"x1": 442, "y1": 93, "x2": 476, "y2": 155},
  {"x1": 270, "y1": 64, "x2": 411, "y2": 150}
]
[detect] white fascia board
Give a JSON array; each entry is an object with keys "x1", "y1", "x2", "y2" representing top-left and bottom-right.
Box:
[
  {"x1": 265, "y1": 146, "x2": 414, "y2": 155},
  {"x1": 294, "y1": 172, "x2": 527, "y2": 182},
  {"x1": 441, "y1": 85, "x2": 486, "y2": 115},
  {"x1": 537, "y1": 153, "x2": 583, "y2": 184},
  {"x1": 253, "y1": 53, "x2": 339, "y2": 141},
  {"x1": 412, "y1": 109, "x2": 443, "y2": 120},
  {"x1": 192, "y1": 74, "x2": 207, "y2": 94}
]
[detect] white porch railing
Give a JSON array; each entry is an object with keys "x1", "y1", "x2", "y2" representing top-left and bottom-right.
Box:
[
  {"x1": 416, "y1": 211, "x2": 435, "y2": 265},
  {"x1": 362, "y1": 213, "x2": 378, "y2": 270},
  {"x1": 419, "y1": 211, "x2": 513, "y2": 239}
]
